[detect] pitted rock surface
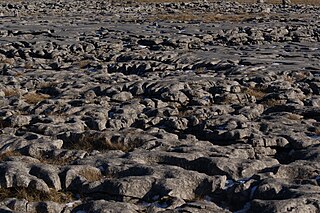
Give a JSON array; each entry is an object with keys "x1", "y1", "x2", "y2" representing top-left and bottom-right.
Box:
[{"x1": 1, "y1": 0, "x2": 320, "y2": 212}]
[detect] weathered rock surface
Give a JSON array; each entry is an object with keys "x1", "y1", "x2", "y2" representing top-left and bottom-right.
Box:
[{"x1": 1, "y1": 0, "x2": 320, "y2": 212}]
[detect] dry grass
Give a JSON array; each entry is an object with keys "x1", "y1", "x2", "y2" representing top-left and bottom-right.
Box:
[
  {"x1": 205, "y1": 13, "x2": 256, "y2": 22},
  {"x1": 243, "y1": 87, "x2": 267, "y2": 100},
  {"x1": 227, "y1": 0, "x2": 320, "y2": 5},
  {"x1": 3, "y1": 88, "x2": 20, "y2": 97},
  {"x1": 194, "y1": 67, "x2": 207, "y2": 74},
  {"x1": 1, "y1": 0, "x2": 319, "y2": 5},
  {"x1": 14, "y1": 72, "x2": 24, "y2": 77},
  {"x1": 23, "y1": 92, "x2": 50, "y2": 104},
  {"x1": 290, "y1": 72, "x2": 309, "y2": 82},
  {"x1": 128, "y1": 0, "x2": 320, "y2": 5},
  {"x1": 38, "y1": 81, "x2": 60, "y2": 89},
  {"x1": 78, "y1": 168, "x2": 103, "y2": 182},
  {"x1": 0, "y1": 187, "x2": 73, "y2": 203},
  {"x1": 150, "y1": 12, "x2": 260, "y2": 23},
  {"x1": 0, "y1": 58, "x2": 15, "y2": 65},
  {"x1": 0, "y1": 151, "x2": 74, "y2": 166},
  {"x1": 0, "y1": 151, "x2": 74, "y2": 165},
  {"x1": 131, "y1": 0, "x2": 190, "y2": 2},
  {"x1": 151, "y1": 11, "x2": 314, "y2": 23},
  {"x1": 0, "y1": 151, "x2": 22, "y2": 161},
  {"x1": 64, "y1": 134, "x2": 141, "y2": 152},
  {"x1": 262, "y1": 98, "x2": 285, "y2": 107},
  {"x1": 24, "y1": 61, "x2": 34, "y2": 69},
  {"x1": 39, "y1": 155, "x2": 74, "y2": 166},
  {"x1": 78, "y1": 60, "x2": 91, "y2": 69}
]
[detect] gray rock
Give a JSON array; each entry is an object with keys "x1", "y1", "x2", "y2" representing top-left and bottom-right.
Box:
[
  {"x1": 73, "y1": 200, "x2": 140, "y2": 213},
  {"x1": 3, "y1": 115, "x2": 31, "y2": 128},
  {"x1": 4, "y1": 198, "x2": 28, "y2": 212},
  {"x1": 250, "y1": 197, "x2": 320, "y2": 213},
  {"x1": 0, "y1": 0, "x2": 320, "y2": 211},
  {"x1": 62, "y1": 165, "x2": 103, "y2": 190},
  {"x1": 26, "y1": 201, "x2": 65, "y2": 213},
  {"x1": 111, "y1": 92, "x2": 133, "y2": 102},
  {"x1": 0, "y1": 162, "x2": 51, "y2": 192}
]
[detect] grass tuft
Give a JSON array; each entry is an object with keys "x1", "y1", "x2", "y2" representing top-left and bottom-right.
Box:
[
  {"x1": 78, "y1": 168, "x2": 103, "y2": 182},
  {"x1": 226, "y1": 0, "x2": 320, "y2": 5},
  {"x1": 3, "y1": 88, "x2": 20, "y2": 97},
  {"x1": 63, "y1": 134, "x2": 142, "y2": 152},
  {"x1": 121, "y1": 0, "x2": 320, "y2": 4},
  {"x1": 78, "y1": 60, "x2": 91, "y2": 69},
  {"x1": 38, "y1": 155, "x2": 74, "y2": 166},
  {"x1": 0, "y1": 187, "x2": 73, "y2": 203},
  {"x1": 23, "y1": 92, "x2": 50, "y2": 104},
  {"x1": 262, "y1": 98, "x2": 285, "y2": 107},
  {"x1": 0, "y1": 151, "x2": 22, "y2": 161},
  {"x1": 243, "y1": 87, "x2": 266, "y2": 100},
  {"x1": 0, "y1": 58, "x2": 15, "y2": 65},
  {"x1": 150, "y1": 12, "x2": 259, "y2": 23}
]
